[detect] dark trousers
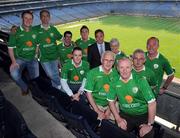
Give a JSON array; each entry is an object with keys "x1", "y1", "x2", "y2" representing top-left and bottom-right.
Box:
[{"x1": 120, "y1": 112, "x2": 154, "y2": 138}]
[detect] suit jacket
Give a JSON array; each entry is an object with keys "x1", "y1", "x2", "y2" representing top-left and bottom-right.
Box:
[{"x1": 87, "y1": 42, "x2": 111, "y2": 69}]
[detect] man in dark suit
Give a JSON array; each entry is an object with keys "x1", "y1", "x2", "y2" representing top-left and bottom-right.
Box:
[{"x1": 88, "y1": 29, "x2": 111, "y2": 69}]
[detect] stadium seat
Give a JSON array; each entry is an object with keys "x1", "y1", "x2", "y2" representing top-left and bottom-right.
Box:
[
  {"x1": 48, "y1": 96, "x2": 100, "y2": 138},
  {"x1": 0, "y1": 90, "x2": 37, "y2": 138},
  {"x1": 100, "y1": 120, "x2": 136, "y2": 138}
]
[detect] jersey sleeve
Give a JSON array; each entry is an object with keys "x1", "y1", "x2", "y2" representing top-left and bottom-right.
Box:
[
  {"x1": 107, "y1": 85, "x2": 117, "y2": 102},
  {"x1": 138, "y1": 78, "x2": 155, "y2": 103},
  {"x1": 54, "y1": 27, "x2": 62, "y2": 40},
  {"x1": 8, "y1": 34, "x2": 16, "y2": 48},
  {"x1": 61, "y1": 63, "x2": 68, "y2": 80},
  {"x1": 163, "y1": 57, "x2": 174, "y2": 76},
  {"x1": 84, "y1": 71, "x2": 94, "y2": 93}
]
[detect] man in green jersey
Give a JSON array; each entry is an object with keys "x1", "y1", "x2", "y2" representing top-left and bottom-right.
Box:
[
  {"x1": 61, "y1": 47, "x2": 89, "y2": 101},
  {"x1": 145, "y1": 37, "x2": 174, "y2": 95},
  {"x1": 35, "y1": 9, "x2": 62, "y2": 89},
  {"x1": 84, "y1": 51, "x2": 118, "y2": 120},
  {"x1": 75, "y1": 25, "x2": 95, "y2": 60},
  {"x1": 132, "y1": 49, "x2": 158, "y2": 97},
  {"x1": 108, "y1": 58, "x2": 156, "y2": 138},
  {"x1": 8, "y1": 10, "x2": 39, "y2": 95},
  {"x1": 58, "y1": 31, "x2": 76, "y2": 65},
  {"x1": 110, "y1": 38, "x2": 126, "y2": 67}
]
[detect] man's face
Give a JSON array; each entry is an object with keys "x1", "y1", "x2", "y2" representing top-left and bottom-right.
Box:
[
  {"x1": 95, "y1": 32, "x2": 104, "y2": 44},
  {"x1": 81, "y1": 28, "x2": 89, "y2": 40},
  {"x1": 110, "y1": 44, "x2": 119, "y2": 54},
  {"x1": 40, "y1": 12, "x2": 50, "y2": 25},
  {"x1": 133, "y1": 52, "x2": 145, "y2": 69},
  {"x1": 22, "y1": 13, "x2": 33, "y2": 27},
  {"x1": 73, "y1": 50, "x2": 82, "y2": 65},
  {"x1": 147, "y1": 39, "x2": 159, "y2": 55},
  {"x1": 118, "y1": 59, "x2": 132, "y2": 80},
  {"x1": 64, "y1": 34, "x2": 72, "y2": 45},
  {"x1": 102, "y1": 54, "x2": 114, "y2": 72}
]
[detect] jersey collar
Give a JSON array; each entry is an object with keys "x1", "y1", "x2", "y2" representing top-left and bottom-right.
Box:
[
  {"x1": 147, "y1": 52, "x2": 159, "y2": 59},
  {"x1": 133, "y1": 66, "x2": 145, "y2": 72},
  {"x1": 72, "y1": 59, "x2": 82, "y2": 67},
  {"x1": 117, "y1": 51, "x2": 122, "y2": 55},
  {"x1": 80, "y1": 37, "x2": 90, "y2": 41},
  {"x1": 99, "y1": 65, "x2": 112, "y2": 73},
  {"x1": 20, "y1": 25, "x2": 32, "y2": 31},
  {"x1": 120, "y1": 73, "x2": 133, "y2": 82},
  {"x1": 41, "y1": 24, "x2": 50, "y2": 29},
  {"x1": 63, "y1": 43, "x2": 73, "y2": 47}
]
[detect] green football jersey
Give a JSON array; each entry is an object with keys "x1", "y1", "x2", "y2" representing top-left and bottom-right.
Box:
[
  {"x1": 61, "y1": 59, "x2": 89, "y2": 84},
  {"x1": 34, "y1": 25, "x2": 62, "y2": 62},
  {"x1": 58, "y1": 43, "x2": 76, "y2": 65},
  {"x1": 84, "y1": 66, "x2": 119, "y2": 107},
  {"x1": 145, "y1": 52, "x2": 174, "y2": 91},
  {"x1": 132, "y1": 66, "x2": 158, "y2": 97},
  {"x1": 114, "y1": 51, "x2": 126, "y2": 67},
  {"x1": 107, "y1": 73, "x2": 155, "y2": 116},
  {"x1": 75, "y1": 37, "x2": 95, "y2": 60},
  {"x1": 8, "y1": 26, "x2": 38, "y2": 60}
]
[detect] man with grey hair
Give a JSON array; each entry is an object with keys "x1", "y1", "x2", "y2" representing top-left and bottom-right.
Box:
[
  {"x1": 110, "y1": 38, "x2": 126, "y2": 67},
  {"x1": 108, "y1": 57, "x2": 156, "y2": 138},
  {"x1": 84, "y1": 51, "x2": 118, "y2": 120},
  {"x1": 132, "y1": 49, "x2": 158, "y2": 97}
]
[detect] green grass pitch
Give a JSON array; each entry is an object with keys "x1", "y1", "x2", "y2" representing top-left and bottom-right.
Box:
[{"x1": 56, "y1": 15, "x2": 180, "y2": 78}]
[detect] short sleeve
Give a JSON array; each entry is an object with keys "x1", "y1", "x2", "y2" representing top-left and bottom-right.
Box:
[
  {"x1": 54, "y1": 27, "x2": 62, "y2": 40},
  {"x1": 138, "y1": 78, "x2": 155, "y2": 103},
  {"x1": 163, "y1": 58, "x2": 174, "y2": 76},
  {"x1": 84, "y1": 71, "x2": 94, "y2": 93},
  {"x1": 61, "y1": 63, "x2": 68, "y2": 80},
  {"x1": 8, "y1": 34, "x2": 16, "y2": 48},
  {"x1": 107, "y1": 85, "x2": 117, "y2": 102}
]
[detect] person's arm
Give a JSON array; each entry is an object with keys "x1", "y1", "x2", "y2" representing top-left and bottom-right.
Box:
[
  {"x1": 86, "y1": 92, "x2": 105, "y2": 119},
  {"x1": 60, "y1": 79, "x2": 73, "y2": 97},
  {"x1": 8, "y1": 48, "x2": 19, "y2": 71},
  {"x1": 159, "y1": 74, "x2": 174, "y2": 94},
  {"x1": 139, "y1": 101, "x2": 156, "y2": 137},
  {"x1": 108, "y1": 101, "x2": 127, "y2": 130}
]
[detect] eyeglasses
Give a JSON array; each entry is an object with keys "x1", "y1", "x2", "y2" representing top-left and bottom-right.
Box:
[{"x1": 103, "y1": 59, "x2": 115, "y2": 63}]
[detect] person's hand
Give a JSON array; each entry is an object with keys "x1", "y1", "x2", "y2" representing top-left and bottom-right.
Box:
[
  {"x1": 104, "y1": 108, "x2": 111, "y2": 119},
  {"x1": 97, "y1": 109, "x2": 105, "y2": 120},
  {"x1": 72, "y1": 92, "x2": 81, "y2": 101},
  {"x1": 117, "y1": 118, "x2": 127, "y2": 130},
  {"x1": 139, "y1": 124, "x2": 153, "y2": 137},
  {"x1": 10, "y1": 62, "x2": 19, "y2": 71},
  {"x1": 159, "y1": 87, "x2": 167, "y2": 95}
]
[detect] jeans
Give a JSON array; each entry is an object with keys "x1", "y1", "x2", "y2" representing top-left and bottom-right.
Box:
[
  {"x1": 41, "y1": 60, "x2": 61, "y2": 89},
  {"x1": 10, "y1": 58, "x2": 39, "y2": 91}
]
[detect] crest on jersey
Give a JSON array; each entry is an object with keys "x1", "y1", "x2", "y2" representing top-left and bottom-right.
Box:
[
  {"x1": 153, "y1": 64, "x2": 159, "y2": 69},
  {"x1": 50, "y1": 33, "x2": 54, "y2": 37},
  {"x1": 132, "y1": 87, "x2": 138, "y2": 94},
  {"x1": 32, "y1": 34, "x2": 36, "y2": 39},
  {"x1": 80, "y1": 70, "x2": 84, "y2": 75}
]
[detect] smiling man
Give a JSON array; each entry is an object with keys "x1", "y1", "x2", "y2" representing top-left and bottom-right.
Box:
[
  {"x1": 8, "y1": 10, "x2": 39, "y2": 95},
  {"x1": 34, "y1": 9, "x2": 62, "y2": 89},
  {"x1": 108, "y1": 57, "x2": 156, "y2": 138},
  {"x1": 85, "y1": 51, "x2": 118, "y2": 120},
  {"x1": 145, "y1": 37, "x2": 174, "y2": 96}
]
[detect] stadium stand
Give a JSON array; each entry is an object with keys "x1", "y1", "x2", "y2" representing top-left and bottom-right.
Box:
[
  {"x1": 1, "y1": 0, "x2": 180, "y2": 31},
  {"x1": 0, "y1": 1, "x2": 180, "y2": 138}
]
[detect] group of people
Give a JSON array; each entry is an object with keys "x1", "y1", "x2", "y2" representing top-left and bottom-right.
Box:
[{"x1": 8, "y1": 9, "x2": 174, "y2": 138}]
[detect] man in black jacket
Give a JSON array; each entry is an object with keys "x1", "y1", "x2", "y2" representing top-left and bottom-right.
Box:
[{"x1": 88, "y1": 29, "x2": 111, "y2": 69}]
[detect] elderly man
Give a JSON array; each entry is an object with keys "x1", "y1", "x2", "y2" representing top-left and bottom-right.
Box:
[
  {"x1": 132, "y1": 49, "x2": 158, "y2": 97},
  {"x1": 110, "y1": 38, "x2": 126, "y2": 67},
  {"x1": 85, "y1": 51, "x2": 118, "y2": 120},
  {"x1": 145, "y1": 37, "x2": 174, "y2": 95},
  {"x1": 108, "y1": 57, "x2": 156, "y2": 138}
]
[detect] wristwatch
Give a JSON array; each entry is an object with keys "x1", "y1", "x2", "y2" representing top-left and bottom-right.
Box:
[{"x1": 147, "y1": 122, "x2": 154, "y2": 126}]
